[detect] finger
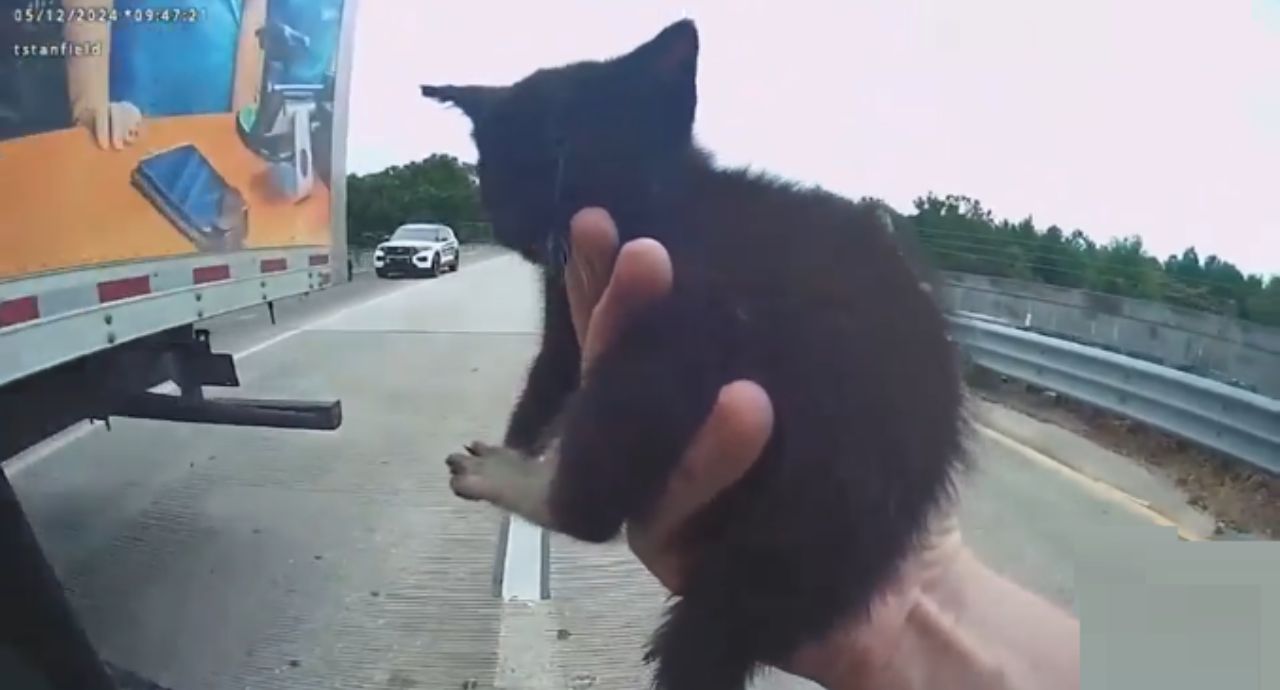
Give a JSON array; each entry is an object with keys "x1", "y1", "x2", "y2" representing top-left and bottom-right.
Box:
[
  {"x1": 581, "y1": 238, "x2": 673, "y2": 373},
  {"x1": 565, "y1": 208, "x2": 619, "y2": 349},
  {"x1": 626, "y1": 380, "x2": 773, "y2": 592},
  {"x1": 109, "y1": 103, "x2": 126, "y2": 150},
  {"x1": 645, "y1": 379, "x2": 774, "y2": 545},
  {"x1": 92, "y1": 106, "x2": 109, "y2": 150}
]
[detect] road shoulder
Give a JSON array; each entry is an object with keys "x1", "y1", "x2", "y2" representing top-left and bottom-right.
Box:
[{"x1": 970, "y1": 386, "x2": 1243, "y2": 541}]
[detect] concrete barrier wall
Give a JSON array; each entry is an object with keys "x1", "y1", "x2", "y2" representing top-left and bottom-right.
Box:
[{"x1": 939, "y1": 271, "x2": 1280, "y2": 398}]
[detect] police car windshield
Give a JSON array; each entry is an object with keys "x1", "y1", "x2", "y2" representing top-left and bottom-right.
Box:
[{"x1": 392, "y1": 226, "x2": 448, "y2": 241}]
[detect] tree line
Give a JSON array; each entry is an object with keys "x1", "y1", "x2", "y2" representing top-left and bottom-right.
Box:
[
  {"x1": 901, "y1": 193, "x2": 1280, "y2": 327},
  {"x1": 346, "y1": 155, "x2": 1280, "y2": 328},
  {"x1": 346, "y1": 154, "x2": 492, "y2": 247}
]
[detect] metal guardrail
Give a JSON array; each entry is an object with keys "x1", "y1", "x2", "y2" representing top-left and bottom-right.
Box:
[
  {"x1": 940, "y1": 277, "x2": 1280, "y2": 399},
  {"x1": 948, "y1": 314, "x2": 1280, "y2": 474}
]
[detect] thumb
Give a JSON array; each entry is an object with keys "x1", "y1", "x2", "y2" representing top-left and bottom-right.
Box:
[{"x1": 654, "y1": 380, "x2": 773, "y2": 538}]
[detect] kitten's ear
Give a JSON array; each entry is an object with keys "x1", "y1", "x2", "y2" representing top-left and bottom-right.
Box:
[
  {"x1": 421, "y1": 84, "x2": 506, "y2": 122},
  {"x1": 622, "y1": 19, "x2": 699, "y2": 85}
]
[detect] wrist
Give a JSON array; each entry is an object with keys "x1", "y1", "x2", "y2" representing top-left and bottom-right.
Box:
[
  {"x1": 807, "y1": 564, "x2": 1006, "y2": 690},
  {"x1": 852, "y1": 588, "x2": 1010, "y2": 690},
  {"x1": 803, "y1": 546, "x2": 1044, "y2": 690}
]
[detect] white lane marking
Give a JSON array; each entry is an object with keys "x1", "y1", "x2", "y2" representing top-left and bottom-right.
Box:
[
  {"x1": 232, "y1": 278, "x2": 424, "y2": 359},
  {"x1": 4, "y1": 379, "x2": 183, "y2": 477},
  {"x1": 3, "y1": 278, "x2": 427, "y2": 479},
  {"x1": 502, "y1": 516, "x2": 545, "y2": 602},
  {"x1": 3, "y1": 422, "x2": 99, "y2": 477}
]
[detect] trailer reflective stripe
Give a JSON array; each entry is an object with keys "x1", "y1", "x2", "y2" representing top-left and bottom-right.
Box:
[
  {"x1": 97, "y1": 276, "x2": 152, "y2": 303},
  {"x1": 192, "y1": 264, "x2": 232, "y2": 284},
  {"x1": 260, "y1": 258, "x2": 288, "y2": 273},
  {"x1": 0, "y1": 250, "x2": 330, "y2": 336},
  {"x1": 0, "y1": 296, "x2": 39, "y2": 327}
]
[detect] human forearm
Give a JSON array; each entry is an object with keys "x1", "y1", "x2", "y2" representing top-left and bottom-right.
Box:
[
  {"x1": 232, "y1": 0, "x2": 267, "y2": 111},
  {"x1": 63, "y1": 0, "x2": 111, "y2": 124},
  {"x1": 814, "y1": 548, "x2": 1079, "y2": 690},
  {"x1": 937, "y1": 550, "x2": 1081, "y2": 690}
]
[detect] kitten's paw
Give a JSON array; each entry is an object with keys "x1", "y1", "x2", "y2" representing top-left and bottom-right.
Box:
[{"x1": 445, "y1": 441, "x2": 526, "y2": 503}]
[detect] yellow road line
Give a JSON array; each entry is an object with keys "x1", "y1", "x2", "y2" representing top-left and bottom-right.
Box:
[{"x1": 975, "y1": 424, "x2": 1207, "y2": 542}]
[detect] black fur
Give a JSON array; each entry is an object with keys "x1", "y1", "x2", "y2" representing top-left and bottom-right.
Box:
[{"x1": 424, "y1": 19, "x2": 969, "y2": 690}]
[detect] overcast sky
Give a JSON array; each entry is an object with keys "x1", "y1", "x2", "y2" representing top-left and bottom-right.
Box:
[{"x1": 346, "y1": 0, "x2": 1280, "y2": 278}]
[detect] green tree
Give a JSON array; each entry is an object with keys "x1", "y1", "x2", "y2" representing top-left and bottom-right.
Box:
[
  {"x1": 1086, "y1": 236, "x2": 1164, "y2": 300},
  {"x1": 346, "y1": 154, "x2": 491, "y2": 247},
  {"x1": 1245, "y1": 277, "x2": 1280, "y2": 326},
  {"x1": 1030, "y1": 225, "x2": 1088, "y2": 288}
]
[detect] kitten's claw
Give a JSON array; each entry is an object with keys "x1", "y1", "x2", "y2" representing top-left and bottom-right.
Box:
[
  {"x1": 446, "y1": 442, "x2": 525, "y2": 503},
  {"x1": 464, "y1": 440, "x2": 502, "y2": 456},
  {"x1": 446, "y1": 451, "x2": 488, "y2": 501},
  {"x1": 445, "y1": 441, "x2": 556, "y2": 527}
]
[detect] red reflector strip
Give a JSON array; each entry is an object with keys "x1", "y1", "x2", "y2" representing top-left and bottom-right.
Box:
[
  {"x1": 309, "y1": 254, "x2": 330, "y2": 266},
  {"x1": 0, "y1": 296, "x2": 39, "y2": 327},
  {"x1": 193, "y1": 264, "x2": 232, "y2": 284},
  {"x1": 260, "y1": 258, "x2": 288, "y2": 273},
  {"x1": 98, "y1": 275, "x2": 151, "y2": 303}
]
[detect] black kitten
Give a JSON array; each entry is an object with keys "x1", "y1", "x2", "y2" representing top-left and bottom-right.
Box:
[{"x1": 427, "y1": 20, "x2": 969, "y2": 690}]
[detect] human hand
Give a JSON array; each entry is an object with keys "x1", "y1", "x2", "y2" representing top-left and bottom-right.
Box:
[
  {"x1": 562, "y1": 208, "x2": 996, "y2": 689},
  {"x1": 77, "y1": 101, "x2": 143, "y2": 150},
  {"x1": 562, "y1": 208, "x2": 774, "y2": 594}
]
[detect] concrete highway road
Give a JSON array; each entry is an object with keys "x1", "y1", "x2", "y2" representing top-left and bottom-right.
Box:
[{"x1": 5, "y1": 248, "x2": 1179, "y2": 689}]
